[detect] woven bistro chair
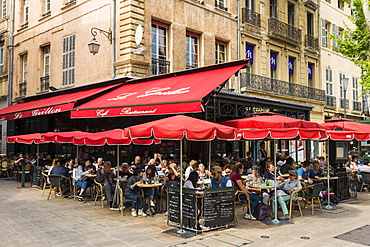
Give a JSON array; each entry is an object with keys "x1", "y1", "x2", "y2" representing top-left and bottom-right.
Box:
[{"x1": 234, "y1": 190, "x2": 252, "y2": 222}]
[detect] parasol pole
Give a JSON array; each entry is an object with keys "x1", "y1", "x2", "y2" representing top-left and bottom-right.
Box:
[
  {"x1": 178, "y1": 139, "x2": 184, "y2": 233},
  {"x1": 208, "y1": 142, "x2": 211, "y2": 172},
  {"x1": 325, "y1": 139, "x2": 332, "y2": 209},
  {"x1": 113, "y1": 145, "x2": 120, "y2": 207},
  {"x1": 37, "y1": 144, "x2": 39, "y2": 166},
  {"x1": 273, "y1": 139, "x2": 279, "y2": 224}
]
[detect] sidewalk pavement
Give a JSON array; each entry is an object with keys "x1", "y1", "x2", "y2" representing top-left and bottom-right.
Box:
[{"x1": 0, "y1": 178, "x2": 369, "y2": 247}]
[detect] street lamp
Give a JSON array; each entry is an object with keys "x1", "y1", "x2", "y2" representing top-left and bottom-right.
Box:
[
  {"x1": 88, "y1": 27, "x2": 112, "y2": 55},
  {"x1": 342, "y1": 77, "x2": 349, "y2": 118}
]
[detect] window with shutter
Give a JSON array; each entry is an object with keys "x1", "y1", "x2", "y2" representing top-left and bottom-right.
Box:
[
  {"x1": 2, "y1": 0, "x2": 6, "y2": 19},
  {"x1": 62, "y1": 34, "x2": 75, "y2": 86},
  {"x1": 322, "y1": 19, "x2": 328, "y2": 47},
  {"x1": 332, "y1": 23, "x2": 338, "y2": 48}
]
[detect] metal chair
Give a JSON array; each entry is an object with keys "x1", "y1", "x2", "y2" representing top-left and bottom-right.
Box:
[
  {"x1": 93, "y1": 180, "x2": 107, "y2": 208},
  {"x1": 41, "y1": 172, "x2": 50, "y2": 196},
  {"x1": 1, "y1": 160, "x2": 10, "y2": 178},
  {"x1": 234, "y1": 190, "x2": 252, "y2": 221},
  {"x1": 360, "y1": 172, "x2": 370, "y2": 192},
  {"x1": 47, "y1": 175, "x2": 70, "y2": 200},
  {"x1": 289, "y1": 188, "x2": 303, "y2": 219},
  {"x1": 303, "y1": 183, "x2": 323, "y2": 215}
]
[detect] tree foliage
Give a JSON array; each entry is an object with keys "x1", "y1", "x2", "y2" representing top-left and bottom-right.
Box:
[{"x1": 331, "y1": 0, "x2": 370, "y2": 92}]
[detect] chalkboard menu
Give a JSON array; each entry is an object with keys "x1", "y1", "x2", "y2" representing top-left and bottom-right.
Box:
[
  {"x1": 203, "y1": 187, "x2": 235, "y2": 227},
  {"x1": 168, "y1": 187, "x2": 197, "y2": 228},
  {"x1": 32, "y1": 166, "x2": 42, "y2": 187}
]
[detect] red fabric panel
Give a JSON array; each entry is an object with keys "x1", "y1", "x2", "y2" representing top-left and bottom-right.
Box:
[
  {"x1": 125, "y1": 115, "x2": 237, "y2": 141},
  {"x1": 71, "y1": 102, "x2": 202, "y2": 118},
  {"x1": 71, "y1": 62, "x2": 246, "y2": 118},
  {"x1": 6, "y1": 133, "x2": 43, "y2": 144},
  {"x1": 224, "y1": 114, "x2": 321, "y2": 129},
  {"x1": 0, "y1": 84, "x2": 119, "y2": 120}
]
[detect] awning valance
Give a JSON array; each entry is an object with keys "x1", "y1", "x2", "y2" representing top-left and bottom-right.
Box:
[
  {"x1": 0, "y1": 84, "x2": 120, "y2": 121},
  {"x1": 71, "y1": 60, "x2": 249, "y2": 118}
]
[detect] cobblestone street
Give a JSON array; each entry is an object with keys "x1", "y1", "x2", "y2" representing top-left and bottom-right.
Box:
[{"x1": 0, "y1": 179, "x2": 369, "y2": 246}]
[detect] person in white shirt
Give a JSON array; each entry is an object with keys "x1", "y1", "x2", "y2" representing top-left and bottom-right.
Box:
[{"x1": 185, "y1": 160, "x2": 198, "y2": 179}]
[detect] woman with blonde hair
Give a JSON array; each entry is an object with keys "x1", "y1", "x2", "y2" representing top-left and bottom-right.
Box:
[{"x1": 185, "y1": 160, "x2": 198, "y2": 179}]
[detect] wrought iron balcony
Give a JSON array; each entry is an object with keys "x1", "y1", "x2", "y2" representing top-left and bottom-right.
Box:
[
  {"x1": 152, "y1": 58, "x2": 170, "y2": 75},
  {"x1": 19, "y1": 82, "x2": 26, "y2": 96},
  {"x1": 268, "y1": 18, "x2": 302, "y2": 44},
  {"x1": 305, "y1": 35, "x2": 319, "y2": 50},
  {"x1": 353, "y1": 101, "x2": 361, "y2": 111},
  {"x1": 325, "y1": 95, "x2": 336, "y2": 108},
  {"x1": 242, "y1": 8, "x2": 261, "y2": 28},
  {"x1": 340, "y1": 98, "x2": 349, "y2": 109},
  {"x1": 240, "y1": 72, "x2": 325, "y2": 102}
]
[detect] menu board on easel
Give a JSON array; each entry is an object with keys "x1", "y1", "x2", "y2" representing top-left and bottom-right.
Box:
[
  {"x1": 168, "y1": 187, "x2": 197, "y2": 228},
  {"x1": 203, "y1": 187, "x2": 235, "y2": 227}
]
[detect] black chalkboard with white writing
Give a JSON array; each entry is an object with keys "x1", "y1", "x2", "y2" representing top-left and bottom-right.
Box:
[
  {"x1": 168, "y1": 187, "x2": 197, "y2": 227},
  {"x1": 203, "y1": 187, "x2": 235, "y2": 227}
]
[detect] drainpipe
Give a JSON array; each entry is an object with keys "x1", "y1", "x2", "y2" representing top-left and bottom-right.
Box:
[
  {"x1": 237, "y1": 0, "x2": 241, "y2": 92},
  {"x1": 112, "y1": 0, "x2": 116, "y2": 79},
  {"x1": 7, "y1": 0, "x2": 15, "y2": 107}
]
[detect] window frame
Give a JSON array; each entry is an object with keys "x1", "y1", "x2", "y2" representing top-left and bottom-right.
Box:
[
  {"x1": 62, "y1": 34, "x2": 75, "y2": 86},
  {"x1": 352, "y1": 77, "x2": 359, "y2": 101},
  {"x1": 151, "y1": 21, "x2": 168, "y2": 61},
  {"x1": 325, "y1": 67, "x2": 333, "y2": 96},
  {"x1": 339, "y1": 72, "x2": 346, "y2": 99},
  {"x1": 322, "y1": 19, "x2": 328, "y2": 47},
  {"x1": 23, "y1": 0, "x2": 29, "y2": 24},
  {"x1": 215, "y1": 40, "x2": 227, "y2": 64},
  {"x1": 2, "y1": 0, "x2": 6, "y2": 19},
  {"x1": 288, "y1": 3, "x2": 295, "y2": 26},
  {"x1": 186, "y1": 32, "x2": 199, "y2": 69},
  {"x1": 45, "y1": 0, "x2": 51, "y2": 14},
  {"x1": 270, "y1": 0, "x2": 278, "y2": 18}
]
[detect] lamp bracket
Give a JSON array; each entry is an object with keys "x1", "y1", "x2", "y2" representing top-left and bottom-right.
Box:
[{"x1": 91, "y1": 27, "x2": 112, "y2": 43}]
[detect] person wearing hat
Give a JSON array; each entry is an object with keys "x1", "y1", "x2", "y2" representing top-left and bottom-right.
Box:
[
  {"x1": 210, "y1": 166, "x2": 233, "y2": 188},
  {"x1": 272, "y1": 170, "x2": 301, "y2": 220}
]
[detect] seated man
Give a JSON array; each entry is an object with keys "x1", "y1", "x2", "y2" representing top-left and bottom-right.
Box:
[
  {"x1": 272, "y1": 170, "x2": 301, "y2": 220},
  {"x1": 50, "y1": 159, "x2": 70, "y2": 195},
  {"x1": 297, "y1": 161, "x2": 313, "y2": 185},
  {"x1": 210, "y1": 166, "x2": 233, "y2": 188},
  {"x1": 280, "y1": 157, "x2": 295, "y2": 175},
  {"x1": 308, "y1": 161, "x2": 323, "y2": 184},
  {"x1": 358, "y1": 159, "x2": 370, "y2": 173}
]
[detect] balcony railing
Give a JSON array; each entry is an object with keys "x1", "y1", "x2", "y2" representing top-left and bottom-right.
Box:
[
  {"x1": 152, "y1": 58, "x2": 170, "y2": 75},
  {"x1": 19, "y1": 82, "x2": 26, "y2": 96},
  {"x1": 40, "y1": 75, "x2": 50, "y2": 91},
  {"x1": 340, "y1": 98, "x2": 349, "y2": 109},
  {"x1": 325, "y1": 95, "x2": 336, "y2": 108},
  {"x1": 353, "y1": 101, "x2": 361, "y2": 111},
  {"x1": 242, "y1": 8, "x2": 261, "y2": 28},
  {"x1": 305, "y1": 35, "x2": 319, "y2": 50},
  {"x1": 268, "y1": 18, "x2": 302, "y2": 43},
  {"x1": 240, "y1": 72, "x2": 325, "y2": 102}
]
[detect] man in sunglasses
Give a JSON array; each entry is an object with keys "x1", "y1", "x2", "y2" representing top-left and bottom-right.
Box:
[{"x1": 210, "y1": 166, "x2": 233, "y2": 188}]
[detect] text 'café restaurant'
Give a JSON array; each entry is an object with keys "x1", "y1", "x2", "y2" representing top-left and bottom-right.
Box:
[{"x1": 0, "y1": 60, "x2": 316, "y2": 163}]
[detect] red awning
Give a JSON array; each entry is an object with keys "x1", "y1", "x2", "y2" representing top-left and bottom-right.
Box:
[
  {"x1": 326, "y1": 131, "x2": 370, "y2": 141},
  {"x1": 71, "y1": 60, "x2": 249, "y2": 118},
  {"x1": 223, "y1": 114, "x2": 322, "y2": 129},
  {"x1": 6, "y1": 133, "x2": 43, "y2": 144},
  {"x1": 239, "y1": 128, "x2": 327, "y2": 140},
  {"x1": 123, "y1": 115, "x2": 238, "y2": 141},
  {"x1": 0, "y1": 84, "x2": 120, "y2": 121},
  {"x1": 322, "y1": 121, "x2": 370, "y2": 132}
]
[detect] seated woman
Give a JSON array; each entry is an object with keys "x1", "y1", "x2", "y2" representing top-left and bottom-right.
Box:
[
  {"x1": 245, "y1": 166, "x2": 270, "y2": 204},
  {"x1": 263, "y1": 162, "x2": 275, "y2": 180},
  {"x1": 230, "y1": 162, "x2": 260, "y2": 220},
  {"x1": 124, "y1": 169, "x2": 147, "y2": 217},
  {"x1": 272, "y1": 170, "x2": 301, "y2": 220},
  {"x1": 142, "y1": 165, "x2": 158, "y2": 207},
  {"x1": 308, "y1": 161, "x2": 324, "y2": 183},
  {"x1": 184, "y1": 171, "x2": 200, "y2": 189},
  {"x1": 197, "y1": 163, "x2": 211, "y2": 180},
  {"x1": 96, "y1": 161, "x2": 116, "y2": 210},
  {"x1": 185, "y1": 160, "x2": 198, "y2": 179},
  {"x1": 75, "y1": 159, "x2": 94, "y2": 203}
]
